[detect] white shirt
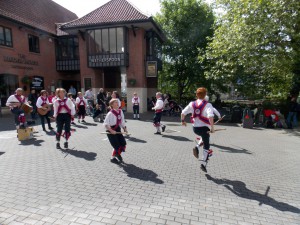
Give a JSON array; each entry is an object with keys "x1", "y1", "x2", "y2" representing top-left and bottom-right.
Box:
[
  {"x1": 84, "y1": 90, "x2": 94, "y2": 100},
  {"x1": 132, "y1": 97, "x2": 140, "y2": 105},
  {"x1": 53, "y1": 97, "x2": 76, "y2": 117},
  {"x1": 182, "y1": 99, "x2": 214, "y2": 128},
  {"x1": 213, "y1": 107, "x2": 221, "y2": 118},
  {"x1": 36, "y1": 96, "x2": 50, "y2": 108},
  {"x1": 153, "y1": 98, "x2": 164, "y2": 110},
  {"x1": 6, "y1": 95, "x2": 26, "y2": 108},
  {"x1": 103, "y1": 109, "x2": 126, "y2": 129},
  {"x1": 75, "y1": 97, "x2": 88, "y2": 106}
]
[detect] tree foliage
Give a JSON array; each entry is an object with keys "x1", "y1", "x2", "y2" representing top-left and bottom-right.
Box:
[
  {"x1": 155, "y1": 0, "x2": 215, "y2": 101},
  {"x1": 207, "y1": 0, "x2": 300, "y2": 98}
]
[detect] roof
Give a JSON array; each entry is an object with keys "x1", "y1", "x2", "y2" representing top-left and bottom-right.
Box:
[
  {"x1": 62, "y1": 0, "x2": 150, "y2": 30},
  {"x1": 0, "y1": 0, "x2": 78, "y2": 35}
]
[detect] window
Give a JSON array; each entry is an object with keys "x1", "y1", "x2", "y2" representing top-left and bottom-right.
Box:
[
  {"x1": 0, "y1": 26, "x2": 13, "y2": 47},
  {"x1": 28, "y1": 34, "x2": 40, "y2": 53},
  {"x1": 56, "y1": 37, "x2": 79, "y2": 60},
  {"x1": 87, "y1": 27, "x2": 125, "y2": 55}
]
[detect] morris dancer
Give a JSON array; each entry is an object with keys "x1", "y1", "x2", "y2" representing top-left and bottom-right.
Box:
[
  {"x1": 181, "y1": 87, "x2": 215, "y2": 172},
  {"x1": 75, "y1": 92, "x2": 87, "y2": 123},
  {"x1": 36, "y1": 90, "x2": 54, "y2": 131},
  {"x1": 132, "y1": 92, "x2": 140, "y2": 120},
  {"x1": 67, "y1": 93, "x2": 76, "y2": 124},
  {"x1": 6, "y1": 88, "x2": 27, "y2": 129},
  {"x1": 53, "y1": 88, "x2": 75, "y2": 149},
  {"x1": 103, "y1": 98, "x2": 128, "y2": 163},
  {"x1": 152, "y1": 92, "x2": 166, "y2": 135}
]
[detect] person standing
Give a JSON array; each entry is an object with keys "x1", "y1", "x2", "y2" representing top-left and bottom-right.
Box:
[
  {"x1": 6, "y1": 88, "x2": 28, "y2": 129},
  {"x1": 68, "y1": 85, "x2": 76, "y2": 98},
  {"x1": 286, "y1": 95, "x2": 298, "y2": 129},
  {"x1": 75, "y1": 92, "x2": 88, "y2": 123},
  {"x1": 85, "y1": 87, "x2": 94, "y2": 116},
  {"x1": 132, "y1": 92, "x2": 140, "y2": 119},
  {"x1": 36, "y1": 90, "x2": 54, "y2": 131},
  {"x1": 67, "y1": 93, "x2": 76, "y2": 125},
  {"x1": 53, "y1": 88, "x2": 76, "y2": 149},
  {"x1": 152, "y1": 92, "x2": 166, "y2": 134},
  {"x1": 181, "y1": 87, "x2": 215, "y2": 173},
  {"x1": 103, "y1": 98, "x2": 128, "y2": 163},
  {"x1": 27, "y1": 89, "x2": 38, "y2": 122}
]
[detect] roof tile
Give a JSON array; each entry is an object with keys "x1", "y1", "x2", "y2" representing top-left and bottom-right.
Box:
[
  {"x1": 0, "y1": 0, "x2": 78, "y2": 35},
  {"x1": 62, "y1": 0, "x2": 150, "y2": 29}
]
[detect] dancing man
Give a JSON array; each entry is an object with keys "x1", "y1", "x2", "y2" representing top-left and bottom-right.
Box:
[
  {"x1": 103, "y1": 98, "x2": 128, "y2": 163},
  {"x1": 152, "y1": 92, "x2": 166, "y2": 135},
  {"x1": 181, "y1": 87, "x2": 215, "y2": 172},
  {"x1": 53, "y1": 88, "x2": 75, "y2": 149}
]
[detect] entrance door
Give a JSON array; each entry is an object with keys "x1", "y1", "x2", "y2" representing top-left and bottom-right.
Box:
[
  {"x1": 0, "y1": 74, "x2": 18, "y2": 107},
  {"x1": 104, "y1": 67, "x2": 121, "y2": 90}
]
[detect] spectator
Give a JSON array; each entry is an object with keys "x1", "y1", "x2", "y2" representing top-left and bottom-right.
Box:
[
  {"x1": 27, "y1": 89, "x2": 38, "y2": 122},
  {"x1": 68, "y1": 85, "x2": 76, "y2": 97},
  {"x1": 97, "y1": 88, "x2": 106, "y2": 112},
  {"x1": 286, "y1": 96, "x2": 298, "y2": 129}
]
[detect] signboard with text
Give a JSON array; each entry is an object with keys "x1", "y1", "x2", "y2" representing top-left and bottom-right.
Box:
[
  {"x1": 30, "y1": 76, "x2": 44, "y2": 91},
  {"x1": 146, "y1": 61, "x2": 157, "y2": 77}
]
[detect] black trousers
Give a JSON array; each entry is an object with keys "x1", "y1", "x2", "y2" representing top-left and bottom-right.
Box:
[
  {"x1": 11, "y1": 107, "x2": 25, "y2": 126},
  {"x1": 56, "y1": 113, "x2": 71, "y2": 141},
  {"x1": 107, "y1": 126, "x2": 126, "y2": 151},
  {"x1": 77, "y1": 105, "x2": 86, "y2": 118},
  {"x1": 193, "y1": 126, "x2": 210, "y2": 150},
  {"x1": 133, "y1": 105, "x2": 139, "y2": 114},
  {"x1": 153, "y1": 112, "x2": 162, "y2": 126},
  {"x1": 39, "y1": 112, "x2": 51, "y2": 129}
]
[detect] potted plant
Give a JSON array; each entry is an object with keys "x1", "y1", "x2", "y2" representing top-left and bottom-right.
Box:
[{"x1": 21, "y1": 75, "x2": 32, "y2": 85}]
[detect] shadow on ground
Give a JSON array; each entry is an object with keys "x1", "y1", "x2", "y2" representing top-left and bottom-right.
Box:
[
  {"x1": 210, "y1": 144, "x2": 252, "y2": 154},
  {"x1": 206, "y1": 174, "x2": 300, "y2": 214},
  {"x1": 119, "y1": 163, "x2": 163, "y2": 184},
  {"x1": 18, "y1": 138, "x2": 45, "y2": 146},
  {"x1": 59, "y1": 148, "x2": 97, "y2": 161},
  {"x1": 162, "y1": 134, "x2": 192, "y2": 142},
  {"x1": 126, "y1": 137, "x2": 147, "y2": 143}
]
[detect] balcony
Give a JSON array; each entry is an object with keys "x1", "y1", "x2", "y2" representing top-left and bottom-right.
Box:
[{"x1": 56, "y1": 59, "x2": 80, "y2": 71}]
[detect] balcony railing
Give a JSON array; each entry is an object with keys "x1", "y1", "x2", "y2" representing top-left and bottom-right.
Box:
[{"x1": 56, "y1": 59, "x2": 80, "y2": 71}]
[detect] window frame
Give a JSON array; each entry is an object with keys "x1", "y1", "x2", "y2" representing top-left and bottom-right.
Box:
[
  {"x1": 0, "y1": 25, "x2": 13, "y2": 47},
  {"x1": 28, "y1": 34, "x2": 40, "y2": 53}
]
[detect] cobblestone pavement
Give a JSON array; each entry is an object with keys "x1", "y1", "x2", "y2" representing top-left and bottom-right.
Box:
[{"x1": 0, "y1": 112, "x2": 299, "y2": 225}]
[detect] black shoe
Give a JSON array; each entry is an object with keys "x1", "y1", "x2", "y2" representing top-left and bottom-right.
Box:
[
  {"x1": 64, "y1": 142, "x2": 68, "y2": 148},
  {"x1": 110, "y1": 157, "x2": 119, "y2": 164},
  {"x1": 100, "y1": 120, "x2": 104, "y2": 123},
  {"x1": 71, "y1": 122, "x2": 75, "y2": 125},
  {"x1": 116, "y1": 154, "x2": 123, "y2": 163},
  {"x1": 43, "y1": 128, "x2": 46, "y2": 132},
  {"x1": 56, "y1": 143, "x2": 61, "y2": 149},
  {"x1": 82, "y1": 120, "x2": 86, "y2": 123},
  {"x1": 154, "y1": 132, "x2": 161, "y2": 135},
  {"x1": 48, "y1": 126, "x2": 54, "y2": 130},
  {"x1": 162, "y1": 125, "x2": 166, "y2": 132},
  {"x1": 19, "y1": 125, "x2": 26, "y2": 129},
  {"x1": 201, "y1": 164, "x2": 207, "y2": 173},
  {"x1": 193, "y1": 147, "x2": 199, "y2": 159}
]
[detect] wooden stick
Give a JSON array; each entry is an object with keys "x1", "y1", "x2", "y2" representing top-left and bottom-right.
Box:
[
  {"x1": 214, "y1": 115, "x2": 226, "y2": 125},
  {"x1": 100, "y1": 132, "x2": 131, "y2": 135}
]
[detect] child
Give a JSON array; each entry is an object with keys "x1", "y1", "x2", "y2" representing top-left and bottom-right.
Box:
[
  {"x1": 132, "y1": 92, "x2": 140, "y2": 119},
  {"x1": 53, "y1": 88, "x2": 76, "y2": 149},
  {"x1": 75, "y1": 92, "x2": 88, "y2": 123},
  {"x1": 36, "y1": 90, "x2": 54, "y2": 131},
  {"x1": 103, "y1": 98, "x2": 128, "y2": 163},
  {"x1": 67, "y1": 93, "x2": 76, "y2": 124}
]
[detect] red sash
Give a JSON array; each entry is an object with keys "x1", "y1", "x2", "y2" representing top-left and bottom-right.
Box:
[
  {"x1": 57, "y1": 98, "x2": 71, "y2": 115},
  {"x1": 78, "y1": 97, "x2": 86, "y2": 107},
  {"x1": 15, "y1": 94, "x2": 25, "y2": 103},
  {"x1": 111, "y1": 109, "x2": 122, "y2": 130},
  {"x1": 191, "y1": 100, "x2": 210, "y2": 125},
  {"x1": 41, "y1": 96, "x2": 47, "y2": 105},
  {"x1": 133, "y1": 97, "x2": 139, "y2": 105}
]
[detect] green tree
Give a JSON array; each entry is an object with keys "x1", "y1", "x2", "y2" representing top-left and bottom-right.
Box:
[
  {"x1": 207, "y1": 0, "x2": 300, "y2": 98},
  {"x1": 156, "y1": 0, "x2": 215, "y2": 102}
]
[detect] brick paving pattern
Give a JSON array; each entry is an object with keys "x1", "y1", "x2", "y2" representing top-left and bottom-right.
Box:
[{"x1": 0, "y1": 112, "x2": 299, "y2": 225}]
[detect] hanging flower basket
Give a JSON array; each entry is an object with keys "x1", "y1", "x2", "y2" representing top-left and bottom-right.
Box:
[
  {"x1": 21, "y1": 76, "x2": 32, "y2": 85},
  {"x1": 128, "y1": 78, "x2": 137, "y2": 87}
]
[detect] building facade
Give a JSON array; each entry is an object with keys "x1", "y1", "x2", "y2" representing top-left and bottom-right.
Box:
[{"x1": 0, "y1": 0, "x2": 164, "y2": 112}]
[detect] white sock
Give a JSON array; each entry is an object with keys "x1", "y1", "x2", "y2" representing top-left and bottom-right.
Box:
[
  {"x1": 202, "y1": 149, "x2": 209, "y2": 164},
  {"x1": 137, "y1": 114, "x2": 139, "y2": 118},
  {"x1": 134, "y1": 114, "x2": 136, "y2": 118}
]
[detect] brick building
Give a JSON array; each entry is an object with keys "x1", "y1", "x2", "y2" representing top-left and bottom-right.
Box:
[{"x1": 0, "y1": 0, "x2": 164, "y2": 112}]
